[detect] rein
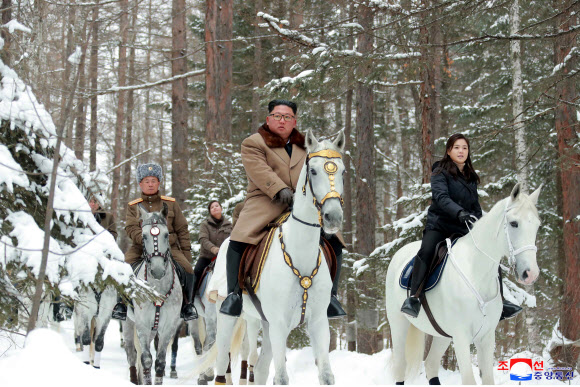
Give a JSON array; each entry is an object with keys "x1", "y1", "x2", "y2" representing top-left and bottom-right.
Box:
[
  {"x1": 444, "y1": 200, "x2": 537, "y2": 341},
  {"x1": 279, "y1": 225, "x2": 322, "y2": 325}
]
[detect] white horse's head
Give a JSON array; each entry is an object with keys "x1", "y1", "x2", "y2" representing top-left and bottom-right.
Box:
[
  {"x1": 304, "y1": 129, "x2": 346, "y2": 234},
  {"x1": 139, "y1": 203, "x2": 171, "y2": 280},
  {"x1": 502, "y1": 183, "x2": 542, "y2": 285}
]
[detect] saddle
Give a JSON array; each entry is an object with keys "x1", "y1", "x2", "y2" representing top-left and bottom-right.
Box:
[
  {"x1": 239, "y1": 212, "x2": 337, "y2": 295},
  {"x1": 196, "y1": 259, "x2": 215, "y2": 296},
  {"x1": 399, "y1": 235, "x2": 461, "y2": 292}
]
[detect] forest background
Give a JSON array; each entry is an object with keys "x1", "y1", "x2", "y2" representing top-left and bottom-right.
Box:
[{"x1": 0, "y1": 0, "x2": 578, "y2": 372}]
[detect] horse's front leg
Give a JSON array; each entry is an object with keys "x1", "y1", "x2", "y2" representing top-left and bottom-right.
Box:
[
  {"x1": 204, "y1": 303, "x2": 218, "y2": 351},
  {"x1": 475, "y1": 329, "x2": 496, "y2": 385},
  {"x1": 306, "y1": 316, "x2": 335, "y2": 385},
  {"x1": 269, "y1": 322, "x2": 291, "y2": 384},
  {"x1": 215, "y1": 311, "x2": 238, "y2": 384},
  {"x1": 154, "y1": 322, "x2": 178, "y2": 385},
  {"x1": 254, "y1": 320, "x2": 272, "y2": 385},
  {"x1": 424, "y1": 336, "x2": 452, "y2": 385},
  {"x1": 136, "y1": 327, "x2": 154, "y2": 384},
  {"x1": 246, "y1": 317, "x2": 261, "y2": 384},
  {"x1": 122, "y1": 320, "x2": 139, "y2": 384},
  {"x1": 454, "y1": 335, "x2": 477, "y2": 385},
  {"x1": 92, "y1": 315, "x2": 112, "y2": 369}
]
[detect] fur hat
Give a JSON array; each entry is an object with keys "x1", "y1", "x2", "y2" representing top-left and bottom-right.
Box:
[{"x1": 136, "y1": 163, "x2": 163, "y2": 184}]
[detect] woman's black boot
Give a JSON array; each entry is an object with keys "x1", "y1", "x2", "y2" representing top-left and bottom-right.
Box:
[{"x1": 401, "y1": 257, "x2": 428, "y2": 318}]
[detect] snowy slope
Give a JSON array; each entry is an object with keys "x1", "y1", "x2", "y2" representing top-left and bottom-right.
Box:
[{"x1": 0, "y1": 323, "x2": 577, "y2": 385}]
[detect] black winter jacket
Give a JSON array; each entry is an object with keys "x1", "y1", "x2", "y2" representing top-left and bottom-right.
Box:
[{"x1": 425, "y1": 161, "x2": 482, "y2": 235}]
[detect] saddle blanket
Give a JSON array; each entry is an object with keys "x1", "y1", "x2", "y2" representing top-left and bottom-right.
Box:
[{"x1": 399, "y1": 238, "x2": 458, "y2": 292}]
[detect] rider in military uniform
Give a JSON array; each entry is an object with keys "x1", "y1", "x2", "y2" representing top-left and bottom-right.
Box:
[{"x1": 111, "y1": 163, "x2": 198, "y2": 321}]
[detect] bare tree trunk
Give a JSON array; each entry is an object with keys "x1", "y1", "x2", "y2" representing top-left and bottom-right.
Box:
[
  {"x1": 74, "y1": 19, "x2": 88, "y2": 161},
  {"x1": 171, "y1": 0, "x2": 189, "y2": 202},
  {"x1": 111, "y1": 0, "x2": 129, "y2": 218},
  {"x1": 250, "y1": 0, "x2": 263, "y2": 132},
  {"x1": 89, "y1": 0, "x2": 99, "y2": 171},
  {"x1": 552, "y1": 0, "x2": 580, "y2": 367},
  {"x1": 510, "y1": 0, "x2": 528, "y2": 190},
  {"x1": 62, "y1": 2, "x2": 76, "y2": 149},
  {"x1": 1, "y1": 0, "x2": 12, "y2": 65},
  {"x1": 354, "y1": 0, "x2": 379, "y2": 355},
  {"x1": 141, "y1": 0, "x2": 152, "y2": 165},
  {"x1": 391, "y1": 89, "x2": 404, "y2": 220},
  {"x1": 205, "y1": 0, "x2": 233, "y2": 142}
]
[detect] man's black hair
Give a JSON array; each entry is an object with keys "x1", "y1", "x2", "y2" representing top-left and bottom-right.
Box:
[{"x1": 268, "y1": 99, "x2": 298, "y2": 115}]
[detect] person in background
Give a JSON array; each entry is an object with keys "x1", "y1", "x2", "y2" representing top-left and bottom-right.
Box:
[{"x1": 196, "y1": 201, "x2": 232, "y2": 290}]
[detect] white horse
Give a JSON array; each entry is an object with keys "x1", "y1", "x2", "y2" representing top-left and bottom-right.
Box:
[
  {"x1": 73, "y1": 285, "x2": 116, "y2": 368},
  {"x1": 385, "y1": 183, "x2": 542, "y2": 385},
  {"x1": 122, "y1": 203, "x2": 182, "y2": 385},
  {"x1": 214, "y1": 129, "x2": 346, "y2": 385}
]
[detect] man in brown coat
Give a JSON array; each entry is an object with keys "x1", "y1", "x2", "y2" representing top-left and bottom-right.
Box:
[
  {"x1": 220, "y1": 99, "x2": 346, "y2": 318},
  {"x1": 111, "y1": 163, "x2": 198, "y2": 321},
  {"x1": 89, "y1": 195, "x2": 118, "y2": 240}
]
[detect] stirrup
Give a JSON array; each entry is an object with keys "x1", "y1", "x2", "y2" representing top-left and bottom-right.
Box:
[
  {"x1": 327, "y1": 295, "x2": 346, "y2": 319},
  {"x1": 112, "y1": 303, "x2": 127, "y2": 321},
  {"x1": 500, "y1": 300, "x2": 522, "y2": 321},
  {"x1": 400, "y1": 296, "x2": 421, "y2": 318},
  {"x1": 181, "y1": 304, "x2": 198, "y2": 321},
  {"x1": 220, "y1": 292, "x2": 243, "y2": 317}
]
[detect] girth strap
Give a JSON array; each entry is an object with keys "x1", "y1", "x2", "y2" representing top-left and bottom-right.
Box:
[{"x1": 420, "y1": 295, "x2": 451, "y2": 338}]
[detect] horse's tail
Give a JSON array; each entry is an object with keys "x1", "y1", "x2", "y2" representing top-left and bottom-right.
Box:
[
  {"x1": 192, "y1": 338, "x2": 218, "y2": 375},
  {"x1": 405, "y1": 323, "x2": 425, "y2": 380},
  {"x1": 198, "y1": 317, "x2": 206, "y2": 347}
]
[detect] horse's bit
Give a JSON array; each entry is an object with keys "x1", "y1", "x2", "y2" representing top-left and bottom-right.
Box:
[{"x1": 300, "y1": 149, "x2": 344, "y2": 228}]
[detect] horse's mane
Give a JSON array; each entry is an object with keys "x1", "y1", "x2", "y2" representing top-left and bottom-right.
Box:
[
  {"x1": 470, "y1": 191, "x2": 539, "y2": 233},
  {"x1": 144, "y1": 211, "x2": 168, "y2": 225}
]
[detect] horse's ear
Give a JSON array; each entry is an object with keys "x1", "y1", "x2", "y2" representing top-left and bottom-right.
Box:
[
  {"x1": 138, "y1": 203, "x2": 148, "y2": 219},
  {"x1": 161, "y1": 202, "x2": 169, "y2": 219},
  {"x1": 332, "y1": 130, "x2": 346, "y2": 153},
  {"x1": 305, "y1": 129, "x2": 319, "y2": 151},
  {"x1": 510, "y1": 183, "x2": 522, "y2": 203},
  {"x1": 529, "y1": 184, "x2": 543, "y2": 205}
]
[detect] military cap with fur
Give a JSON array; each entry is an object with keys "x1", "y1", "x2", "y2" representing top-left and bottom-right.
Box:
[{"x1": 136, "y1": 163, "x2": 163, "y2": 184}]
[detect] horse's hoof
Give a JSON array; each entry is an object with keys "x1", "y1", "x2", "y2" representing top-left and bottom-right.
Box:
[
  {"x1": 429, "y1": 377, "x2": 441, "y2": 385},
  {"x1": 194, "y1": 345, "x2": 203, "y2": 356},
  {"x1": 170, "y1": 369, "x2": 177, "y2": 379},
  {"x1": 239, "y1": 378, "x2": 247, "y2": 385},
  {"x1": 197, "y1": 377, "x2": 208, "y2": 385},
  {"x1": 154, "y1": 376, "x2": 163, "y2": 385},
  {"x1": 129, "y1": 366, "x2": 138, "y2": 384},
  {"x1": 226, "y1": 373, "x2": 232, "y2": 384}
]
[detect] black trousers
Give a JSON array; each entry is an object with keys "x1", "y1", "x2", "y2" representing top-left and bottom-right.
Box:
[
  {"x1": 194, "y1": 257, "x2": 212, "y2": 282},
  {"x1": 416, "y1": 229, "x2": 449, "y2": 266}
]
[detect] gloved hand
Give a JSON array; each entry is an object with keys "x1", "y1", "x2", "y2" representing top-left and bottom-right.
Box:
[
  {"x1": 273, "y1": 188, "x2": 294, "y2": 207},
  {"x1": 458, "y1": 210, "x2": 477, "y2": 225}
]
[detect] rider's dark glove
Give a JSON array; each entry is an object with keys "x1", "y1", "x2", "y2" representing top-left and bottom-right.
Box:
[
  {"x1": 458, "y1": 210, "x2": 475, "y2": 225},
  {"x1": 273, "y1": 188, "x2": 294, "y2": 207}
]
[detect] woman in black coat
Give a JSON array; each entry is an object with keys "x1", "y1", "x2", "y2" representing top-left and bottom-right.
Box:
[{"x1": 400, "y1": 134, "x2": 522, "y2": 320}]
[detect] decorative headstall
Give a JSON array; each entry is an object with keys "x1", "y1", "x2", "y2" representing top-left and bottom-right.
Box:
[
  {"x1": 301, "y1": 149, "x2": 344, "y2": 228},
  {"x1": 141, "y1": 216, "x2": 175, "y2": 331}
]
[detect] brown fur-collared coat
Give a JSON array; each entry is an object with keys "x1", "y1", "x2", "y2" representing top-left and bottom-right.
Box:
[{"x1": 230, "y1": 124, "x2": 307, "y2": 245}]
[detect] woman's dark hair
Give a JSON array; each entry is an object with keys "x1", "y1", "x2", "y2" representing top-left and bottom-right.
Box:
[
  {"x1": 268, "y1": 99, "x2": 298, "y2": 115},
  {"x1": 207, "y1": 200, "x2": 221, "y2": 213},
  {"x1": 436, "y1": 133, "x2": 480, "y2": 184}
]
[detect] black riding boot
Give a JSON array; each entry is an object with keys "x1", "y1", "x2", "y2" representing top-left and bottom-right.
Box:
[
  {"x1": 498, "y1": 267, "x2": 522, "y2": 321},
  {"x1": 53, "y1": 302, "x2": 65, "y2": 322},
  {"x1": 175, "y1": 264, "x2": 198, "y2": 321},
  {"x1": 401, "y1": 256, "x2": 428, "y2": 318},
  {"x1": 112, "y1": 296, "x2": 127, "y2": 320},
  {"x1": 219, "y1": 243, "x2": 245, "y2": 317},
  {"x1": 327, "y1": 251, "x2": 346, "y2": 318}
]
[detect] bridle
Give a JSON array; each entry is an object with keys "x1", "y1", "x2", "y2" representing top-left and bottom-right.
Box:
[
  {"x1": 141, "y1": 217, "x2": 172, "y2": 263},
  {"x1": 297, "y1": 149, "x2": 344, "y2": 228},
  {"x1": 140, "y1": 215, "x2": 176, "y2": 331}
]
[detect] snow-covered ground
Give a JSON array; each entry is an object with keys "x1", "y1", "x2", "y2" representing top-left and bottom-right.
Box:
[{"x1": 0, "y1": 321, "x2": 577, "y2": 385}]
